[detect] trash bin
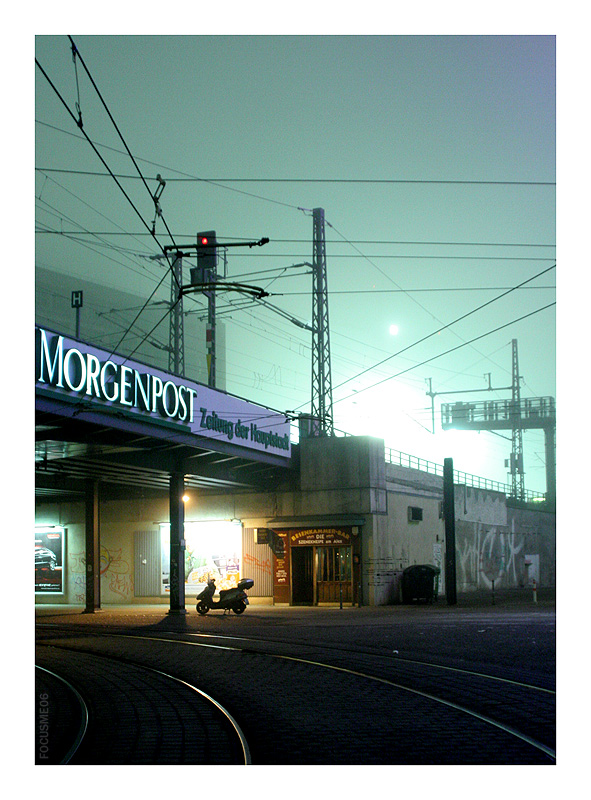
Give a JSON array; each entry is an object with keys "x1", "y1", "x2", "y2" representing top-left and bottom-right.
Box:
[{"x1": 401, "y1": 564, "x2": 440, "y2": 604}]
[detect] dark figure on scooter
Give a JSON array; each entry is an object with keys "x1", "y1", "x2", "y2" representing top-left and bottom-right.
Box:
[{"x1": 196, "y1": 576, "x2": 254, "y2": 615}]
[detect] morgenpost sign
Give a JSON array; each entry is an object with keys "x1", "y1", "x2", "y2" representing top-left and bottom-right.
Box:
[{"x1": 35, "y1": 327, "x2": 291, "y2": 459}]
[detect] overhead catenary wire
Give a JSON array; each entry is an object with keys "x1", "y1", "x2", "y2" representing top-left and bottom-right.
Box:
[
  {"x1": 67, "y1": 36, "x2": 180, "y2": 254},
  {"x1": 36, "y1": 172, "x2": 162, "y2": 263},
  {"x1": 35, "y1": 57, "x2": 552, "y2": 384},
  {"x1": 332, "y1": 301, "x2": 556, "y2": 407},
  {"x1": 272, "y1": 286, "x2": 555, "y2": 296},
  {"x1": 35, "y1": 47, "x2": 554, "y2": 486},
  {"x1": 330, "y1": 264, "x2": 556, "y2": 395},
  {"x1": 324, "y1": 212, "x2": 554, "y2": 381},
  {"x1": 36, "y1": 43, "x2": 186, "y2": 359},
  {"x1": 33, "y1": 167, "x2": 556, "y2": 187},
  {"x1": 33, "y1": 221, "x2": 556, "y2": 250},
  {"x1": 35, "y1": 120, "x2": 303, "y2": 212},
  {"x1": 35, "y1": 58, "x2": 173, "y2": 270}
]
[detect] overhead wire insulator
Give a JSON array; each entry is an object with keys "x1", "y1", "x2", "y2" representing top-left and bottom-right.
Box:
[
  {"x1": 70, "y1": 41, "x2": 83, "y2": 129},
  {"x1": 151, "y1": 174, "x2": 166, "y2": 235}
]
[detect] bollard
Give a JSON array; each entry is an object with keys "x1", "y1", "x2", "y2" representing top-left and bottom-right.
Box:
[
  {"x1": 533, "y1": 579, "x2": 538, "y2": 604},
  {"x1": 491, "y1": 579, "x2": 495, "y2": 606}
]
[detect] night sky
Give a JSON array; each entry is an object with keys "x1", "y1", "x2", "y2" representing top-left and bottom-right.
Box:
[{"x1": 34, "y1": 33, "x2": 556, "y2": 491}]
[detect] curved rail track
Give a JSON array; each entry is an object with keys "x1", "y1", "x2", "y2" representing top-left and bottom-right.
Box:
[
  {"x1": 35, "y1": 664, "x2": 89, "y2": 764},
  {"x1": 35, "y1": 623, "x2": 555, "y2": 765},
  {"x1": 35, "y1": 642, "x2": 250, "y2": 764}
]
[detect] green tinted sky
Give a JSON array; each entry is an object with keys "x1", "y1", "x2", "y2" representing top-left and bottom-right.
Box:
[{"x1": 35, "y1": 34, "x2": 556, "y2": 488}]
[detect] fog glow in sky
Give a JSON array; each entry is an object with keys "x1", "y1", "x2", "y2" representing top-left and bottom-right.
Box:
[{"x1": 34, "y1": 34, "x2": 556, "y2": 491}]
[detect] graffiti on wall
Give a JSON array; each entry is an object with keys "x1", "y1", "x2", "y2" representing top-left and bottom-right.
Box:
[
  {"x1": 243, "y1": 552, "x2": 272, "y2": 576},
  {"x1": 456, "y1": 523, "x2": 525, "y2": 590},
  {"x1": 69, "y1": 546, "x2": 134, "y2": 599},
  {"x1": 72, "y1": 575, "x2": 86, "y2": 603}
]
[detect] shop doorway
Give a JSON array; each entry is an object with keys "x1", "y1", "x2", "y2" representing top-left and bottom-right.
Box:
[
  {"x1": 317, "y1": 546, "x2": 352, "y2": 603},
  {"x1": 291, "y1": 546, "x2": 314, "y2": 604}
]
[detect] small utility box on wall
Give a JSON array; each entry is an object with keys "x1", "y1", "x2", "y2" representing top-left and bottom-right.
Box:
[
  {"x1": 254, "y1": 528, "x2": 270, "y2": 545},
  {"x1": 408, "y1": 506, "x2": 423, "y2": 523}
]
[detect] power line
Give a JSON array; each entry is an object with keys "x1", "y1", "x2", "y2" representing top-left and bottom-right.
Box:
[
  {"x1": 33, "y1": 167, "x2": 555, "y2": 187},
  {"x1": 330, "y1": 264, "x2": 556, "y2": 396},
  {"x1": 36, "y1": 169, "x2": 162, "y2": 260},
  {"x1": 325, "y1": 213, "x2": 553, "y2": 379},
  {"x1": 273, "y1": 286, "x2": 555, "y2": 296},
  {"x1": 333, "y1": 301, "x2": 556, "y2": 407},
  {"x1": 67, "y1": 36, "x2": 180, "y2": 255},
  {"x1": 33, "y1": 223, "x2": 557, "y2": 249},
  {"x1": 35, "y1": 59, "x2": 166, "y2": 257},
  {"x1": 35, "y1": 233, "x2": 556, "y2": 263},
  {"x1": 226, "y1": 253, "x2": 555, "y2": 262},
  {"x1": 36, "y1": 40, "x2": 188, "y2": 360},
  {"x1": 35, "y1": 121, "x2": 303, "y2": 212},
  {"x1": 35, "y1": 197, "x2": 163, "y2": 282}
]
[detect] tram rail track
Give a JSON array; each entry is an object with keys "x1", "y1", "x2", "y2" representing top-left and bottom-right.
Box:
[
  {"x1": 35, "y1": 642, "x2": 250, "y2": 765},
  {"x1": 35, "y1": 664, "x2": 89, "y2": 764},
  {"x1": 35, "y1": 623, "x2": 555, "y2": 764}
]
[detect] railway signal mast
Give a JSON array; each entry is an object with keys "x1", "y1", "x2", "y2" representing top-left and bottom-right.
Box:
[{"x1": 163, "y1": 234, "x2": 269, "y2": 388}]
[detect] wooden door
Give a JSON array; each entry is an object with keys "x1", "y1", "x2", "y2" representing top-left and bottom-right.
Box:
[{"x1": 316, "y1": 546, "x2": 352, "y2": 603}]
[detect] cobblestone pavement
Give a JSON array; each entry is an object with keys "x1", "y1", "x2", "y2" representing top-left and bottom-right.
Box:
[
  {"x1": 35, "y1": 590, "x2": 556, "y2": 766},
  {"x1": 36, "y1": 645, "x2": 246, "y2": 764}
]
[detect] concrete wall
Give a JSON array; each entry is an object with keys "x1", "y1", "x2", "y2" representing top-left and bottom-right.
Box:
[
  {"x1": 35, "y1": 491, "x2": 279, "y2": 605},
  {"x1": 379, "y1": 468, "x2": 556, "y2": 600},
  {"x1": 368, "y1": 464, "x2": 446, "y2": 604},
  {"x1": 299, "y1": 435, "x2": 387, "y2": 515},
  {"x1": 34, "y1": 436, "x2": 556, "y2": 606},
  {"x1": 507, "y1": 505, "x2": 556, "y2": 587},
  {"x1": 299, "y1": 435, "x2": 388, "y2": 605},
  {"x1": 453, "y1": 489, "x2": 555, "y2": 591}
]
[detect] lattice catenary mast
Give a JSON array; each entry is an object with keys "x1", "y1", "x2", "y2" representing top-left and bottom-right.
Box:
[
  {"x1": 168, "y1": 253, "x2": 185, "y2": 376},
  {"x1": 310, "y1": 208, "x2": 334, "y2": 436},
  {"x1": 510, "y1": 338, "x2": 525, "y2": 500}
]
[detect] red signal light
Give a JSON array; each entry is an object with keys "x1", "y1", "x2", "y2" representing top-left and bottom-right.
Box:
[{"x1": 197, "y1": 231, "x2": 217, "y2": 269}]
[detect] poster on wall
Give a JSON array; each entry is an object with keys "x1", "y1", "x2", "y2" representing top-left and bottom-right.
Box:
[
  {"x1": 35, "y1": 527, "x2": 65, "y2": 594},
  {"x1": 272, "y1": 531, "x2": 290, "y2": 605},
  {"x1": 160, "y1": 520, "x2": 242, "y2": 596}
]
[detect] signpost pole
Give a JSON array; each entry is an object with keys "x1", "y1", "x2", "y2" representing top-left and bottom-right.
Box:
[{"x1": 71, "y1": 290, "x2": 83, "y2": 338}]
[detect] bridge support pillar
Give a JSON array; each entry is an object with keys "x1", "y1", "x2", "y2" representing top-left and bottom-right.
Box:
[
  {"x1": 443, "y1": 458, "x2": 457, "y2": 605},
  {"x1": 82, "y1": 479, "x2": 101, "y2": 613},
  {"x1": 168, "y1": 471, "x2": 187, "y2": 615}
]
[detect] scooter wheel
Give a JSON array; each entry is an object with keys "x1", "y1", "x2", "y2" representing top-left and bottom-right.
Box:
[
  {"x1": 232, "y1": 601, "x2": 246, "y2": 614},
  {"x1": 196, "y1": 601, "x2": 209, "y2": 615}
]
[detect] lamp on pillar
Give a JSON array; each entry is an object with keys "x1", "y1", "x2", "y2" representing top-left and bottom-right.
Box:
[{"x1": 168, "y1": 472, "x2": 187, "y2": 615}]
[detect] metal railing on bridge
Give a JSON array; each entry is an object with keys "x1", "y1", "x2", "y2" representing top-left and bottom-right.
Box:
[
  {"x1": 293, "y1": 422, "x2": 547, "y2": 502},
  {"x1": 383, "y1": 445, "x2": 545, "y2": 502}
]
